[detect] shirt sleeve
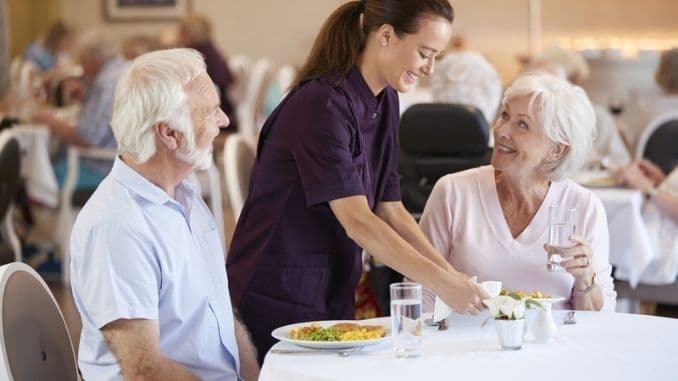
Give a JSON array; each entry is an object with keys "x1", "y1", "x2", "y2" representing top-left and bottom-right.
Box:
[
  {"x1": 583, "y1": 194, "x2": 617, "y2": 311},
  {"x1": 418, "y1": 176, "x2": 455, "y2": 312},
  {"x1": 380, "y1": 102, "x2": 402, "y2": 202},
  {"x1": 292, "y1": 90, "x2": 366, "y2": 207},
  {"x1": 71, "y1": 220, "x2": 160, "y2": 329}
]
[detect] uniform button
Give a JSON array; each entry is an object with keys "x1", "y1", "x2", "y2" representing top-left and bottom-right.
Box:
[{"x1": 372, "y1": 112, "x2": 379, "y2": 119}]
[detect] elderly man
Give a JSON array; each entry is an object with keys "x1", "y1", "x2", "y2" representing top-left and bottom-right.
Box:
[
  {"x1": 33, "y1": 30, "x2": 126, "y2": 189},
  {"x1": 70, "y1": 48, "x2": 259, "y2": 380}
]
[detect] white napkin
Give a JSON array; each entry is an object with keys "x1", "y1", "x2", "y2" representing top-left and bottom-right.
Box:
[{"x1": 432, "y1": 277, "x2": 502, "y2": 322}]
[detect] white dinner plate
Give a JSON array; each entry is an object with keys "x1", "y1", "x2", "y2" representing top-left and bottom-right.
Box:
[
  {"x1": 530, "y1": 296, "x2": 566, "y2": 304},
  {"x1": 271, "y1": 320, "x2": 390, "y2": 349}
]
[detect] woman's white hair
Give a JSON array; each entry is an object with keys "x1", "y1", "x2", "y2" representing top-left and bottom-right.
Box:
[
  {"x1": 431, "y1": 51, "x2": 502, "y2": 123},
  {"x1": 502, "y1": 72, "x2": 596, "y2": 181},
  {"x1": 111, "y1": 48, "x2": 206, "y2": 163}
]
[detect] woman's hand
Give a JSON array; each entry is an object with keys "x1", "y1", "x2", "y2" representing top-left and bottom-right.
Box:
[
  {"x1": 438, "y1": 274, "x2": 487, "y2": 315},
  {"x1": 637, "y1": 159, "x2": 666, "y2": 185},
  {"x1": 614, "y1": 162, "x2": 656, "y2": 194},
  {"x1": 544, "y1": 235, "x2": 594, "y2": 286}
]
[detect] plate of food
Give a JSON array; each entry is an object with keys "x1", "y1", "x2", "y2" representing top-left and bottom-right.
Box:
[
  {"x1": 271, "y1": 320, "x2": 390, "y2": 349},
  {"x1": 499, "y1": 289, "x2": 566, "y2": 304},
  {"x1": 572, "y1": 171, "x2": 617, "y2": 188}
]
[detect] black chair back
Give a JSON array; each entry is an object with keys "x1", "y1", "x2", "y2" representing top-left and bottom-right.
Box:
[
  {"x1": 0, "y1": 137, "x2": 21, "y2": 223},
  {"x1": 399, "y1": 103, "x2": 491, "y2": 214},
  {"x1": 642, "y1": 119, "x2": 678, "y2": 175}
]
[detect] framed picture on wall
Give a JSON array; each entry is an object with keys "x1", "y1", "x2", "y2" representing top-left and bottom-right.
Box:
[{"x1": 104, "y1": 0, "x2": 191, "y2": 21}]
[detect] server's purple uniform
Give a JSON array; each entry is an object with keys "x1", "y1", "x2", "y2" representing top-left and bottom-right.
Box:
[{"x1": 227, "y1": 67, "x2": 401, "y2": 362}]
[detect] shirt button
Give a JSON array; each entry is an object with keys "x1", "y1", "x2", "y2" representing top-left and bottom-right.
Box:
[{"x1": 372, "y1": 112, "x2": 379, "y2": 119}]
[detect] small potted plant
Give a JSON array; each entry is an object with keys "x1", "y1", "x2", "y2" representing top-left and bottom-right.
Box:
[{"x1": 483, "y1": 294, "x2": 542, "y2": 350}]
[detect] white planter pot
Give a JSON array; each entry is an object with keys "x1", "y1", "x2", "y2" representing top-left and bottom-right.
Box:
[{"x1": 495, "y1": 318, "x2": 525, "y2": 350}]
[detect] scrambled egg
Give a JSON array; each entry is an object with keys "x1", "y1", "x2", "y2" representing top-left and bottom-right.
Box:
[{"x1": 290, "y1": 322, "x2": 386, "y2": 341}]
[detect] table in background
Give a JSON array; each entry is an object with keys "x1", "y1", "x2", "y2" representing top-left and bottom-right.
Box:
[
  {"x1": 260, "y1": 312, "x2": 678, "y2": 381},
  {"x1": 11, "y1": 124, "x2": 58, "y2": 208}
]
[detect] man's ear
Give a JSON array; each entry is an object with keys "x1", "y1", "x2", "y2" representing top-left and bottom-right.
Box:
[{"x1": 154, "y1": 122, "x2": 180, "y2": 151}]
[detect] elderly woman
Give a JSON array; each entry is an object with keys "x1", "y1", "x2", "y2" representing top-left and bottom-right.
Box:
[
  {"x1": 420, "y1": 73, "x2": 616, "y2": 312},
  {"x1": 430, "y1": 51, "x2": 502, "y2": 125}
]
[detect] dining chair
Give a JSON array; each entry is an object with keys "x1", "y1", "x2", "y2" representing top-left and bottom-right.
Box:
[
  {"x1": 0, "y1": 262, "x2": 79, "y2": 381},
  {"x1": 635, "y1": 115, "x2": 678, "y2": 175},
  {"x1": 222, "y1": 133, "x2": 256, "y2": 225},
  {"x1": 398, "y1": 103, "x2": 492, "y2": 215},
  {"x1": 236, "y1": 58, "x2": 273, "y2": 138},
  {"x1": 0, "y1": 131, "x2": 22, "y2": 263}
]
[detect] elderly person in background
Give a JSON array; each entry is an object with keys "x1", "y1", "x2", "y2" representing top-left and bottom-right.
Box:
[
  {"x1": 121, "y1": 34, "x2": 159, "y2": 60},
  {"x1": 431, "y1": 51, "x2": 502, "y2": 126},
  {"x1": 620, "y1": 48, "x2": 678, "y2": 152},
  {"x1": 178, "y1": 14, "x2": 237, "y2": 130},
  {"x1": 525, "y1": 47, "x2": 631, "y2": 169},
  {"x1": 23, "y1": 21, "x2": 75, "y2": 72},
  {"x1": 420, "y1": 73, "x2": 616, "y2": 312},
  {"x1": 615, "y1": 159, "x2": 678, "y2": 283},
  {"x1": 32, "y1": 30, "x2": 126, "y2": 190},
  {"x1": 70, "y1": 48, "x2": 259, "y2": 380}
]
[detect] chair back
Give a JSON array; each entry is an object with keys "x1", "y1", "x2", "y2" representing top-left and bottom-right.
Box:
[
  {"x1": 0, "y1": 132, "x2": 21, "y2": 224},
  {"x1": 399, "y1": 103, "x2": 491, "y2": 214},
  {"x1": 637, "y1": 119, "x2": 678, "y2": 175},
  {"x1": 223, "y1": 133, "x2": 256, "y2": 223},
  {"x1": 0, "y1": 262, "x2": 79, "y2": 380},
  {"x1": 0, "y1": 132, "x2": 22, "y2": 262}
]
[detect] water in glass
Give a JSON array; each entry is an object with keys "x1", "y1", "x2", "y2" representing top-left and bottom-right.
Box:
[{"x1": 390, "y1": 283, "x2": 422, "y2": 358}]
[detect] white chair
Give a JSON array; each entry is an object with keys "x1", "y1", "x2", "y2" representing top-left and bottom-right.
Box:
[
  {"x1": 227, "y1": 54, "x2": 252, "y2": 108},
  {"x1": 236, "y1": 58, "x2": 273, "y2": 138},
  {"x1": 222, "y1": 133, "x2": 256, "y2": 224},
  {"x1": 0, "y1": 262, "x2": 79, "y2": 380},
  {"x1": 0, "y1": 131, "x2": 22, "y2": 263}
]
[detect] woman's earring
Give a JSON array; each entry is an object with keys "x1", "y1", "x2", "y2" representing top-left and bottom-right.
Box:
[{"x1": 380, "y1": 40, "x2": 387, "y2": 47}]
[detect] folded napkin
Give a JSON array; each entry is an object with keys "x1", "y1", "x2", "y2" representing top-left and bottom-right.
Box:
[{"x1": 432, "y1": 278, "x2": 502, "y2": 322}]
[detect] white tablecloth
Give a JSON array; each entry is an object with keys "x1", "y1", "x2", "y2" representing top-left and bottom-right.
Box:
[
  {"x1": 12, "y1": 125, "x2": 59, "y2": 208},
  {"x1": 591, "y1": 188, "x2": 653, "y2": 287},
  {"x1": 260, "y1": 312, "x2": 678, "y2": 381},
  {"x1": 591, "y1": 187, "x2": 678, "y2": 287}
]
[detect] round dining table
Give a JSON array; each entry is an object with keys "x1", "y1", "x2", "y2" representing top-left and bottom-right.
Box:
[{"x1": 260, "y1": 311, "x2": 678, "y2": 381}]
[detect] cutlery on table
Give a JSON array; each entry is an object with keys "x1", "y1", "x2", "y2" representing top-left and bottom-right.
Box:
[
  {"x1": 564, "y1": 311, "x2": 577, "y2": 325},
  {"x1": 270, "y1": 346, "x2": 364, "y2": 357}
]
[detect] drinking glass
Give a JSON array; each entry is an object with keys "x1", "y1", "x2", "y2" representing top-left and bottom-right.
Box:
[
  {"x1": 547, "y1": 205, "x2": 576, "y2": 271},
  {"x1": 389, "y1": 282, "x2": 422, "y2": 358}
]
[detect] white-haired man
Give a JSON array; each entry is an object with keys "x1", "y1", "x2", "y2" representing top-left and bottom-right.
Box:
[{"x1": 70, "y1": 48, "x2": 259, "y2": 380}]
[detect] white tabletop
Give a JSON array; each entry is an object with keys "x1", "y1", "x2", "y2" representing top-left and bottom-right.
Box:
[{"x1": 260, "y1": 312, "x2": 678, "y2": 381}]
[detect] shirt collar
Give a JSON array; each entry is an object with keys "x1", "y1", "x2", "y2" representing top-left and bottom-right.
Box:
[
  {"x1": 110, "y1": 156, "x2": 196, "y2": 209},
  {"x1": 346, "y1": 66, "x2": 385, "y2": 111}
]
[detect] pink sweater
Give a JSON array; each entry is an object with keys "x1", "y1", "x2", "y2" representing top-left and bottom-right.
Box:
[{"x1": 420, "y1": 166, "x2": 617, "y2": 312}]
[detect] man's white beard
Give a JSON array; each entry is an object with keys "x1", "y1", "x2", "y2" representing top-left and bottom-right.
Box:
[{"x1": 177, "y1": 138, "x2": 213, "y2": 171}]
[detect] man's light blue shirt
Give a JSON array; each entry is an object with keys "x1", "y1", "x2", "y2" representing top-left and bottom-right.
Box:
[{"x1": 70, "y1": 157, "x2": 240, "y2": 380}]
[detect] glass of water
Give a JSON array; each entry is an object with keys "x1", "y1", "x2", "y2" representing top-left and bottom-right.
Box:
[
  {"x1": 390, "y1": 282, "x2": 422, "y2": 358},
  {"x1": 547, "y1": 205, "x2": 576, "y2": 271}
]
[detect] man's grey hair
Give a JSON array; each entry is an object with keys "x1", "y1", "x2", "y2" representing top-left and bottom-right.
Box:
[{"x1": 111, "y1": 48, "x2": 206, "y2": 163}]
